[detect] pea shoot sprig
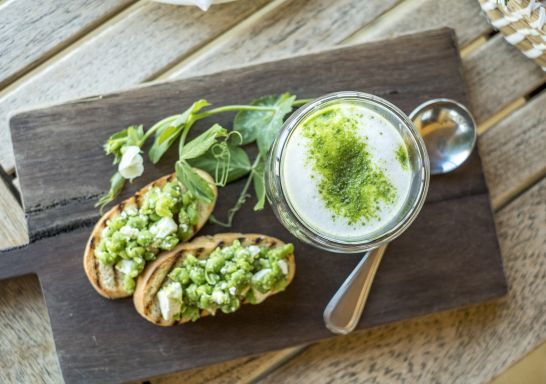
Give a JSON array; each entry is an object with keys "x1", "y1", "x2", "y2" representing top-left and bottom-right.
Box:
[{"x1": 97, "y1": 93, "x2": 311, "y2": 226}]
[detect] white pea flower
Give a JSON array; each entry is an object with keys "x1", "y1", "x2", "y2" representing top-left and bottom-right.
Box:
[{"x1": 118, "y1": 146, "x2": 144, "y2": 180}]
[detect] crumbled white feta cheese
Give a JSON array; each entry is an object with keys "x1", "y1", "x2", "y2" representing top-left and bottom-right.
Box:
[
  {"x1": 125, "y1": 205, "x2": 138, "y2": 216},
  {"x1": 149, "y1": 217, "x2": 177, "y2": 239},
  {"x1": 100, "y1": 227, "x2": 110, "y2": 239},
  {"x1": 252, "y1": 268, "x2": 271, "y2": 281},
  {"x1": 277, "y1": 260, "x2": 289, "y2": 275},
  {"x1": 229, "y1": 287, "x2": 236, "y2": 296},
  {"x1": 248, "y1": 245, "x2": 261, "y2": 257},
  {"x1": 119, "y1": 225, "x2": 139, "y2": 239},
  {"x1": 116, "y1": 259, "x2": 135, "y2": 275},
  {"x1": 157, "y1": 282, "x2": 183, "y2": 321},
  {"x1": 211, "y1": 290, "x2": 228, "y2": 305}
]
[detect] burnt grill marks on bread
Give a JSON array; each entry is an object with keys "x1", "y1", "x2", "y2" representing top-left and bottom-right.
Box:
[
  {"x1": 255, "y1": 237, "x2": 263, "y2": 244},
  {"x1": 237, "y1": 236, "x2": 245, "y2": 243},
  {"x1": 89, "y1": 237, "x2": 95, "y2": 250},
  {"x1": 93, "y1": 256, "x2": 102, "y2": 289},
  {"x1": 112, "y1": 265, "x2": 118, "y2": 286},
  {"x1": 217, "y1": 240, "x2": 225, "y2": 248},
  {"x1": 195, "y1": 247, "x2": 204, "y2": 256}
]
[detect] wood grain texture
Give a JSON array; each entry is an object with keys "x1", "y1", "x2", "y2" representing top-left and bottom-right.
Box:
[
  {"x1": 151, "y1": 347, "x2": 302, "y2": 384},
  {"x1": 480, "y1": 90, "x2": 546, "y2": 210},
  {"x1": 345, "y1": 0, "x2": 491, "y2": 47},
  {"x1": 0, "y1": 179, "x2": 27, "y2": 249},
  {"x1": 0, "y1": 0, "x2": 269, "y2": 172},
  {"x1": 0, "y1": 0, "x2": 134, "y2": 88},
  {"x1": 2, "y1": 31, "x2": 506, "y2": 383},
  {"x1": 0, "y1": 275, "x2": 62, "y2": 384},
  {"x1": 161, "y1": 0, "x2": 401, "y2": 79},
  {"x1": 463, "y1": 34, "x2": 546, "y2": 123},
  {"x1": 259, "y1": 177, "x2": 546, "y2": 384}
]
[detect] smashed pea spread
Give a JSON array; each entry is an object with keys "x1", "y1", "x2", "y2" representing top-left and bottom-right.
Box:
[
  {"x1": 95, "y1": 181, "x2": 200, "y2": 292},
  {"x1": 158, "y1": 240, "x2": 293, "y2": 321},
  {"x1": 301, "y1": 107, "x2": 409, "y2": 225}
]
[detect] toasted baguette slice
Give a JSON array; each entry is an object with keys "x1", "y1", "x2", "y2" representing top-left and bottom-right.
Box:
[
  {"x1": 84, "y1": 169, "x2": 217, "y2": 299},
  {"x1": 133, "y1": 233, "x2": 296, "y2": 326}
]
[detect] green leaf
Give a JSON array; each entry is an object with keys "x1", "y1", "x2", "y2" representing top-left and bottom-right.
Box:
[
  {"x1": 252, "y1": 157, "x2": 266, "y2": 211},
  {"x1": 189, "y1": 143, "x2": 251, "y2": 185},
  {"x1": 148, "y1": 100, "x2": 210, "y2": 164},
  {"x1": 175, "y1": 160, "x2": 215, "y2": 203},
  {"x1": 95, "y1": 172, "x2": 126, "y2": 213},
  {"x1": 180, "y1": 124, "x2": 228, "y2": 160},
  {"x1": 233, "y1": 93, "x2": 296, "y2": 150}
]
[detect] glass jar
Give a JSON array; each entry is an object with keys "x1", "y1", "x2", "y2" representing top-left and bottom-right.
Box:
[{"x1": 265, "y1": 91, "x2": 430, "y2": 253}]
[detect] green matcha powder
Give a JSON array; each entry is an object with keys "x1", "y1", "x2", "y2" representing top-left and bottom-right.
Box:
[{"x1": 301, "y1": 107, "x2": 398, "y2": 225}]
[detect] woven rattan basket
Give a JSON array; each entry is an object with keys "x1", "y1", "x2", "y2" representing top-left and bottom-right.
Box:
[{"x1": 479, "y1": 0, "x2": 546, "y2": 71}]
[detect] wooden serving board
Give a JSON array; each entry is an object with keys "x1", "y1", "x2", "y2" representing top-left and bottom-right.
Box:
[{"x1": 0, "y1": 29, "x2": 506, "y2": 383}]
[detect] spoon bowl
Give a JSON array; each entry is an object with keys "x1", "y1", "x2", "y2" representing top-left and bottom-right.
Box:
[{"x1": 410, "y1": 99, "x2": 476, "y2": 175}]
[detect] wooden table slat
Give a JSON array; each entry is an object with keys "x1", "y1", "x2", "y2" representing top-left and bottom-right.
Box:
[
  {"x1": 161, "y1": 0, "x2": 401, "y2": 80},
  {"x1": 0, "y1": 275, "x2": 62, "y2": 384},
  {"x1": 463, "y1": 34, "x2": 546, "y2": 123},
  {"x1": 150, "y1": 347, "x2": 302, "y2": 384},
  {"x1": 0, "y1": 0, "x2": 269, "y2": 172},
  {"x1": 480, "y1": 89, "x2": 546, "y2": 209},
  {"x1": 0, "y1": 0, "x2": 134, "y2": 89},
  {"x1": 0, "y1": 179, "x2": 27, "y2": 249},
  {"x1": 345, "y1": 0, "x2": 492, "y2": 47}
]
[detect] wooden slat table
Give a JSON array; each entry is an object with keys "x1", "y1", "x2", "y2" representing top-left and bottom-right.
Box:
[{"x1": 0, "y1": 0, "x2": 544, "y2": 383}]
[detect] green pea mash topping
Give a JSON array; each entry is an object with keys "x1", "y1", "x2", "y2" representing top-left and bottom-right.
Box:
[
  {"x1": 159, "y1": 240, "x2": 293, "y2": 322},
  {"x1": 301, "y1": 106, "x2": 397, "y2": 225},
  {"x1": 94, "y1": 181, "x2": 200, "y2": 293}
]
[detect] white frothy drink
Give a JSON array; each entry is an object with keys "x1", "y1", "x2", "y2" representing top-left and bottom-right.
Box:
[{"x1": 281, "y1": 102, "x2": 413, "y2": 241}]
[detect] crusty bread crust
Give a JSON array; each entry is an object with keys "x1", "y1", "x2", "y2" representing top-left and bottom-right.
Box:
[
  {"x1": 84, "y1": 169, "x2": 217, "y2": 299},
  {"x1": 133, "y1": 233, "x2": 296, "y2": 326}
]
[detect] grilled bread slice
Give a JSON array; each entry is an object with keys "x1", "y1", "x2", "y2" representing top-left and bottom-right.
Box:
[
  {"x1": 84, "y1": 170, "x2": 217, "y2": 299},
  {"x1": 133, "y1": 233, "x2": 296, "y2": 326}
]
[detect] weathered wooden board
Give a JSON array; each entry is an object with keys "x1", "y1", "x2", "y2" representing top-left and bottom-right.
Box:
[{"x1": 0, "y1": 30, "x2": 506, "y2": 383}]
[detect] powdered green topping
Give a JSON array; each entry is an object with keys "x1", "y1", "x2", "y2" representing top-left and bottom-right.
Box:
[
  {"x1": 301, "y1": 106, "x2": 397, "y2": 225},
  {"x1": 395, "y1": 144, "x2": 409, "y2": 170}
]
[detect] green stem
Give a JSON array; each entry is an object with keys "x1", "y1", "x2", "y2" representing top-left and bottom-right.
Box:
[
  {"x1": 178, "y1": 120, "x2": 194, "y2": 157},
  {"x1": 193, "y1": 105, "x2": 275, "y2": 120},
  {"x1": 141, "y1": 115, "x2": 179, "y2": 143},
  {"x1": 209, "y1": 154, "x2": 262, "y2": 227},
  {"x1": 292, "y1": 98, "x2": 312, "y2": 107}
]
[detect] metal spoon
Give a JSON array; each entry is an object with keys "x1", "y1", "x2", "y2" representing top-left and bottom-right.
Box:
[{"x1": 323, "y1": 98, "x2": 477, "y2": 334}]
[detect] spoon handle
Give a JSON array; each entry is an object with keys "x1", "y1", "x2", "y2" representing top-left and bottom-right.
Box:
[{"x1": 323, "y1": 245, "x2": 387, "y2": 334}]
